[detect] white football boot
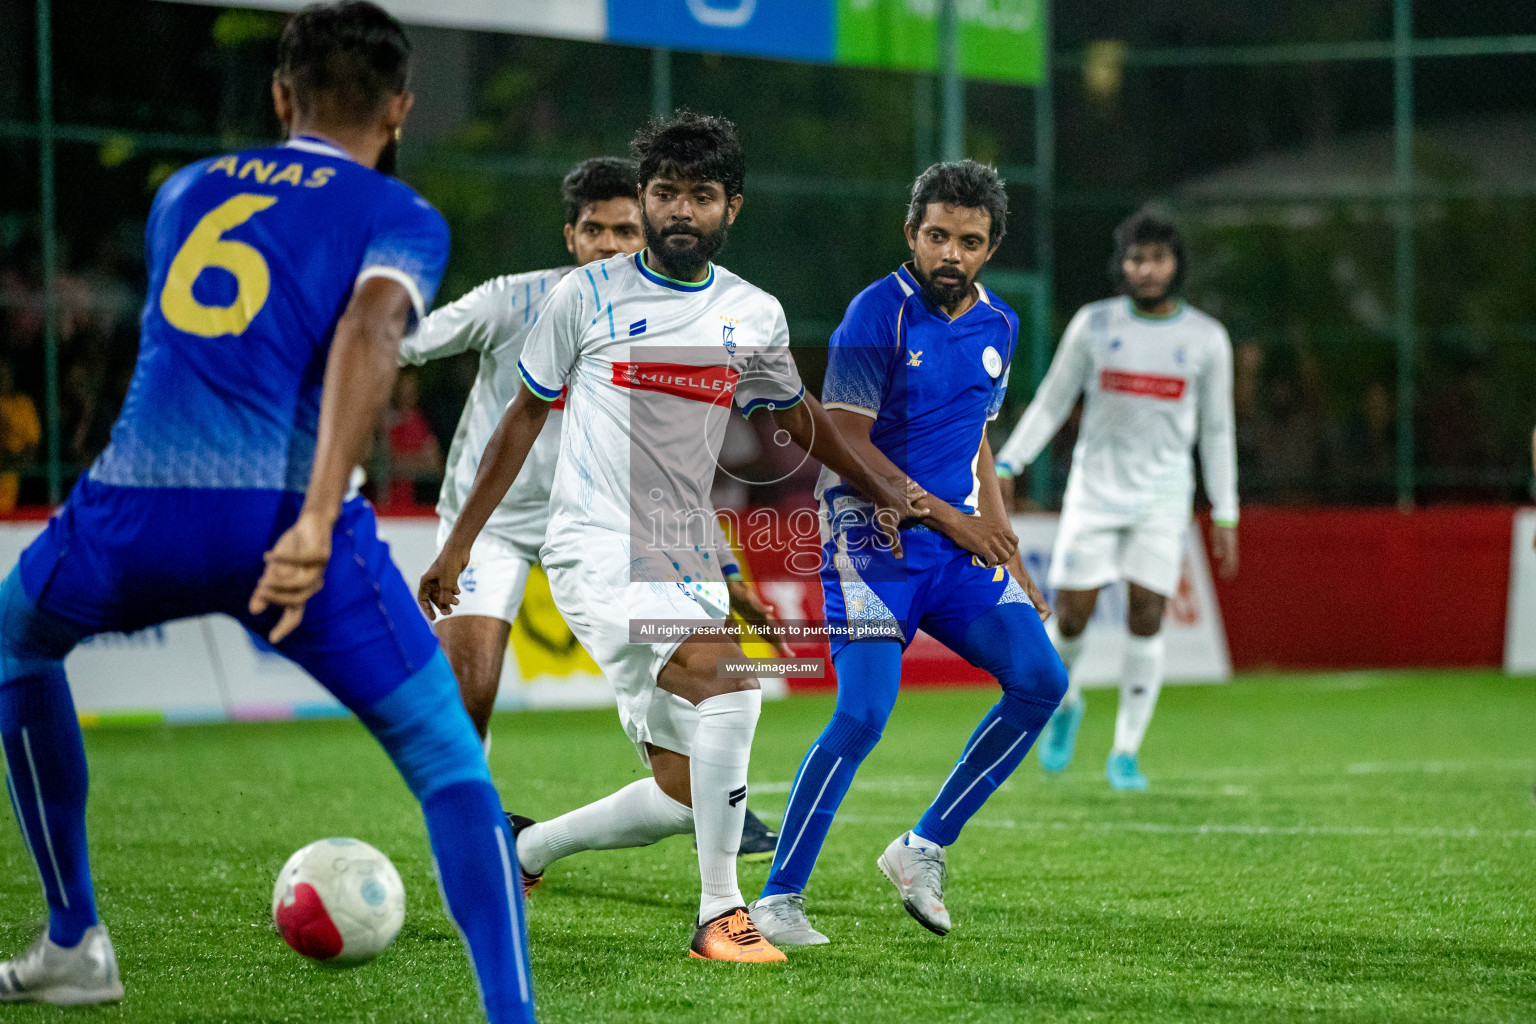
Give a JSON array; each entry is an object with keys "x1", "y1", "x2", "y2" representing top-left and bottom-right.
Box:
[
  {"x1": 876, "y1": 832, "x2": 951, "y2": 936},
  {"x1": 748, "y1": 894, "x2": 830, "y2": 946},
  {"x1": 0, "y1": 924, "x2": 123, "y2": 1005}
]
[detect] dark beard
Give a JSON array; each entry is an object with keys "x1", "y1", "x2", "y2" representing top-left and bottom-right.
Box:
[
  {"x1": 641, "y1": 208, "x2": 728, "y2": 280},
  {"x1": 1129, "y1": 285, "x2": 1173, "y2": 311},
  {"x1": 913, "y1": 262, "x2": 971, "y2": 311},
  {"x1": 375, "y1": 136, "x2": 399, "y2": 177}
]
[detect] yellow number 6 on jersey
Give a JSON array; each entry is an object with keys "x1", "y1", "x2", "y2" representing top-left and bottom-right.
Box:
[{"x1": 159, "y1": 193, "x2": 279, "y2": 338}]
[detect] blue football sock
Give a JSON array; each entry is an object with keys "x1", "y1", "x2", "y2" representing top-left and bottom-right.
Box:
[
  {"x1": 423, "y1": 781, "x2": 534, "y2": 1024},
  {"x1": 915, "y1": 693, "x2": 1054, "y2": 846},
  {"x1": 359, "y1": 651, "x2": 533, "y2": 1024},
  {"x1": 761, "y1": 640, "x2": 900, "y2": 899},
  {"x1": 0, "y1": 574, "x2": 98, "y2": 948},
  {"x1": 761, "y1": 712, "x2": 882, "y2": 898}
]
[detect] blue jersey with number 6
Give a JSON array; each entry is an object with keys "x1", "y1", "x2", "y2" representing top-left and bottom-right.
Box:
[{"x1": 91, "y1": 135, "x2": 449, "y2": 492}]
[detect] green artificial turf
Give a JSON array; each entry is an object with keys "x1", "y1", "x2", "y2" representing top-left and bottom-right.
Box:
[{"x1": 1, "y1": 671, "x2": 1534, "y2": 1023}]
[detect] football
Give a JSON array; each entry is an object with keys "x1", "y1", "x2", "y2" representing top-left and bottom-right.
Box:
[{"x1": 271, "y1": 838, "x2": 405, "y2": 966}]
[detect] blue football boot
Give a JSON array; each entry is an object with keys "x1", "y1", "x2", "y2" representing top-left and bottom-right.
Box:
[
  {"x1": 1106, "y1": 750, "x2": 1148, "y2": 790},
  {"x1": 1037, "y1": 695, "x2": 1084, "y2": 773}
]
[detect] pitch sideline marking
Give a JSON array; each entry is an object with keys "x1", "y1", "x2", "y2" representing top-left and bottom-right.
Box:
[{"x1": 829, "y1": 814, "x2": 1536, "y2": 841}]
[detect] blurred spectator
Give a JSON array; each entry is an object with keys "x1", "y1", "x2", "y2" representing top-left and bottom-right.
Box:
[
  {"x1": 1418, "y1": 351, "x2": 1499, "y2": 501},
  {"x1": 1247, "y1": 334, "x2": 1326, "y2": 503},
  {"x1": 384, "y1": 368, "x2": 443, "y2": 509},
  {"x1": 0, "y1": 363, "x2": 40, "y2": 514},
  {"x1": 1326, "y1": 380, "x2": 1396, "y2": 501}
]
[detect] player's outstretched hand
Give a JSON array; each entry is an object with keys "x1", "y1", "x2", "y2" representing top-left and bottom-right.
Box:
[
  {"x1": 1211, "y1": 524, "x2": 1239, "y2": 579},
  {"x1": 249, "y1": 510, "x2": 334, "y2": 644},
  {"x1": 418, "y1": 545, "x2": 468, "y2": 621},
  {"x1": 727, "y1": 580, "x2": 795, "y2": 658}
]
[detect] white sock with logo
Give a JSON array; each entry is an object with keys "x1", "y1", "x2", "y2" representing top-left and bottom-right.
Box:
[
  {"x1": 690, "y1": 688, "x2": 762, "y2": 924},
  {"x1": 1047, "y1": 618, "x2": 1087, "y2": 707},
  {"x1": 1114, "y1": 633, "x2": 1166, "y2": 754},
  {"x1": 516, "y1": 778, "x2": 694, "y2": 876}
]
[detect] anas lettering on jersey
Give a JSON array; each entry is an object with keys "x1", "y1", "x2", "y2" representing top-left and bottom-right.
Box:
[{"x1": 90, "y1": 135, "x2": 448, "y2": 491}]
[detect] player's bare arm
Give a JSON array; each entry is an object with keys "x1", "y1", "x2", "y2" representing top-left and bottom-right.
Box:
[
  {"x1": 250, "y1": 276, "x2": 415, "y2": 642},
  {"x1": 770, "y1": 394, "x2": 926, "y2": 557},
  {"x1": 824, "y1": 406, "x2": 1014, "y2": 566},
  {"x1": 418, "y1": 384, "x2": 552, "y2": 618}
]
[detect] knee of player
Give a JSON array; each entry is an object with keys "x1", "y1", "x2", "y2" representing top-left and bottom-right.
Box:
[
  {"x1": 1038, "y1": 656, "x2": 1070, "y2": 705},
  {"x1": 0, "y1": 570, "x2": 77, "y2": 681},
  {"x1": 1126, "y1": 591, "x2": 1167, "y2": 637},
  {"x1": 996, "y1": 634, "x2": 1069, "y2": 707},
  {"x1": 1054, "y1": 605, "x2": 1091, "y2": 639}
]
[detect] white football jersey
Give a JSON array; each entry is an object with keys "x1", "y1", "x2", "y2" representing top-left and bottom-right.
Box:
[
  {"x1": 400, "y1": 267, "x2": 572, "y2": 558},
  {"x1": 996, "y1": 296, "x2": 1238, "y2": 524},
  {"x1": 518, "y1": 251, "x2": 803, "y2": 585}
]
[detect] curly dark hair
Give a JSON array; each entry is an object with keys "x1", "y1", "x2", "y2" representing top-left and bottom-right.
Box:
[
  {"x1": 906, "y1": 160, "x2": 1008, "y2": 247},
  {"x1": 630, "y1": 110, "x2": 745, "y2": 198},
  {"x1": 560, "y1": 157, "x2": 640, "y2": 225},
  {"x1": 276, "y1": 1, "x2": 410, "y2": 125},
  {"x1": 1109, "y1": 206, "x2": 1187, "y2": 294}
]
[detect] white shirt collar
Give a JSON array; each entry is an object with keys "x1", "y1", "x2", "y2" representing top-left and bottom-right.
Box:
[{"x1": 283, "y1": 134, "x2": 354, "y2": 161}]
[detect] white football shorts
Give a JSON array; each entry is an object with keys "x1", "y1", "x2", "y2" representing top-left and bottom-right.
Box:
[
  {"x1": 435, "y1": 520, "x2": 538, "y2": 624},
  {"x1": 542, "y1": 525, "x2": 728, "y2": 766},
  {"x1": 1047, "y1": 502, "x2": 1189, "y2": 598}
]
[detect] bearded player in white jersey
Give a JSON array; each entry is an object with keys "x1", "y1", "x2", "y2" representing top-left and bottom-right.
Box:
[
  {"x1": 401, "y1": 157, "x2": 782, "y2": 859},
  {"x1": 419, "y1": 112, "x2": 920, "y2": 962},
  {"x1": 995, "y1": 208, "x2": 1239, "y2": 790}
]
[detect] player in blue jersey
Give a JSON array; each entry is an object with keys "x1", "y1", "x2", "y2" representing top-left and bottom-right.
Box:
[
  {"x1": 748, "y1": 161, "x2": 1067, "y2": 946},
  {"x1": 0, "y1": 5, "x2": 535, "y2": 1019}
]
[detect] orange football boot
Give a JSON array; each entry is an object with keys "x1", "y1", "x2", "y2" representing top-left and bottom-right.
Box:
[
  {"x1": 506, "y1": 814, "x2": 542, "y2": 896},
  {"x1": 689, "y1": 908, "x2": 787, "y2": 962}
]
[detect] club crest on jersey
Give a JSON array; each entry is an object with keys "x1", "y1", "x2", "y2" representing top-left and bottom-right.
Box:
[
  {"x1": 982, "y1": 345, "x2": 1003, "y2": 378},
  {"x1": 907, "y1": 349, "x2": 923, "y2": 367},
  {"x1": 1174, "y1": 346, "x2": 1187, "y2": 366},
  {"x1": 720, "y1": 316, "x2": 738, "y2": 356},
  {"x1": 1109, "y1": 337, "x2": 1123, "y2": 351}
]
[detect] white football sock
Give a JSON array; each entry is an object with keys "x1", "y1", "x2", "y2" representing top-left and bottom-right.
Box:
[
  {"x1": 515, "y1": 778, "x2": 693, "y2": 876},
  {"x1": 1114, "y1": 633, "x2": 1166, "y2": 754},
  {"x1": 482, "y1": 730, "x2": 492, "y2": 759},
  {"x1": 690, "y1": 688, "x2": 761, "y2": 923},
  {"x1": 1047, "y1": 618, "x2": 1087, "y2": 706}
]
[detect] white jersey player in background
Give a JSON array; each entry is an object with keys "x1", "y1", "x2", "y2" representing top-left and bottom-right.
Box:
[
  {"x1": 402, "y1": 157, "x2": 783, "y2": 858},
  {"x1": 419, "y1": 112, "x2": 920, "y2": 961},
  {"x1": 995, "y1": 208, "x2": 1239, "y2": 790}
]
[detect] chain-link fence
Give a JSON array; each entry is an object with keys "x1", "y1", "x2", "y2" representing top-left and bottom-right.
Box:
[{"x1": 1, "y1": 0, "x2": 1533, "y2": 514}]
